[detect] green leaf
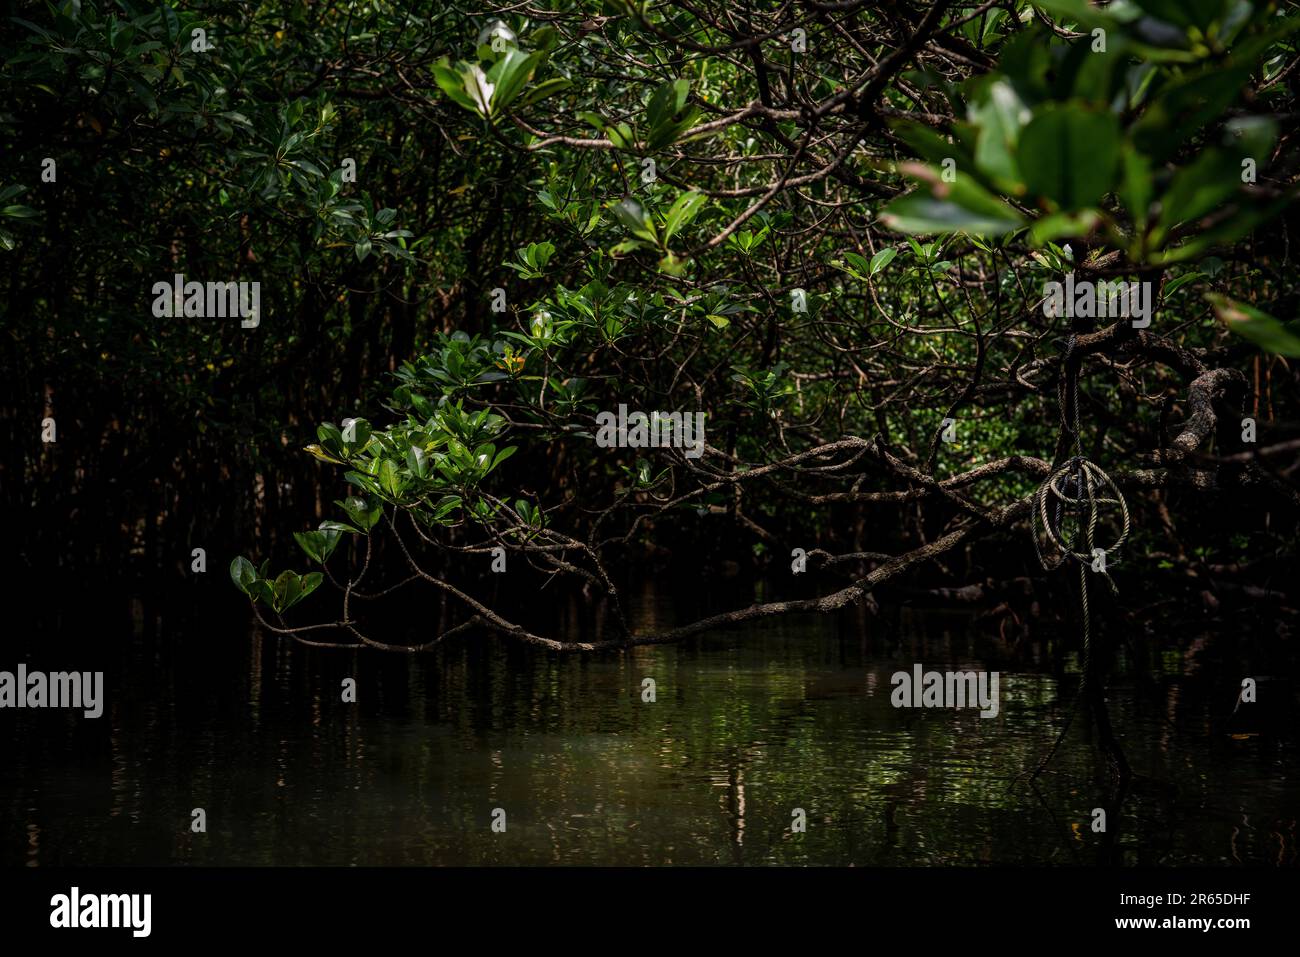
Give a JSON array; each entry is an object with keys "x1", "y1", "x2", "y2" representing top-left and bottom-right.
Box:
[
  {"x1": 613, "y1": 198, "x2": 658, "y2": 244},
  {"x1": 343, "y1": 470, "x2": 380, "y2": 495},
  {"x1": 431, "y1": 495, "x2": 462, "y2": 521},
  {"x1": 1130, "y1": 0, "x2": 1232, "y2": 31},
  {"x1": 646, "y1": 79, "x2": 689, "y2": 130},
  {"x1": 317, "y1": 528, "x2": 342, "y2": 559},
  {"x1": 336, "y1": 495, "x2": 382, "y2": 532},
  {"x1": 836, "y1": 252, "x2": 870, "y2": 280},
  {"x1": 272, "y1": 570, "x2": 301, "y2": 614},
  {"x1": 1018, "y1": 104, "x2": 1120, "y2": 211},
  {"x1": 292, "y1": 528, "x2": 342, "y2": 564},
  {"x1": 969, "y1": 79, "x2": 1027, "y2": 189},
  {"x1": 1031, "y1": 0, "x2": 1115, "y2": 29},
  {"x1": 293, "y1": 531, "x2": 322, "y2": 563},
  {"x1": 658, "y1": 252, "x2": 688, "y2": 276},
  {"x1": 1207, "y1": 295, "x2": 1300, "y2": 357},
  {"x1": 869, "y1": 247, "x2": 897, "y2": 276},
  {"x1": 646, "y1": 107, "x2": 699, "y2": 151},
  {"x1": 290, "y1": 159, "x2": 323, "y2": 178},
  {"x1": 296, "y1": 572, "x2": 323, "y2": 607},
  {"x1": 519, "y1": 76, "x2": 573, "y2": 108},
  {"x1": 1163, "y1": 271, "x2": 1203, "y2": 296},
  {"x1": 491, "y1": 445, "x2": 517, "y2": 470},
  {"x1": 229, "y1": 556, "x2": 257, "y2": 596},
  {"x1": 378, "y1": 458, "x2": 402, "y2": 497},
  {"x1": 463, "y1": 64, "x2": 495, "y2": 117},
  {"x1": 891, "y1": 121, "x2": 973, "y2": 169},
  {"x1": 320, "y1": 520, "x2": 363, "y2": 535},
  {"x1": 1151, "y1": 148, "x2": 1242, "y2": 245},
  {"x1": 607, "y1": 122, "x2": 636, "y2": 149},
  {"x1": 662, "y1": 190, "x2": 706, "y2": 242},
  {"x1": 268, "y1": 570, "x2": 324, "y2": 613},
  {"x1": 1151, "y1": 117, "x2": 1280, "y2": 250},
  {"x1": 1028, "y1": 210, "x2": 1099, "y2": 246},
  {"x1": 880, "y1": 169, "x2": 1024, "y2": 235},
  {"x1": 1153, "y1": 194, "x2": 1292, "y2": 264},
  {"x1": 1118, "y1": 146, "x2": 1153, "y2": 230},
  {"x1": 491, "y1": 49, "x2": 544, "y2": 111},
  {"x1": 1130, "y1": 66, "x2": 1251, "y2": 163},
  {"x1": 341, "y1": 418, "x2": 371, "y2": 453},
  {"x1": 303, "y1": 443, "x2": 345, "y2": 465},
  {"x1": 407, "y1": 445, "x2": 428, "y2": 478},
  {"x1": 432, "y1": 59, "x2": 478, "y2": 114},
  {"x1": 644, "y1": 79, "x2": 697, "y2": 151}
]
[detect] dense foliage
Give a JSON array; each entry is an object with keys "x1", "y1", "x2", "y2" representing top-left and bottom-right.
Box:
[{"x1": 4, "y1": 1, "x2": 1298, "y2": 650}]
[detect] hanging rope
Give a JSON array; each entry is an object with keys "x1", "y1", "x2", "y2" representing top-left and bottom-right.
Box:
[{"x1": 1030, "y1": 335, "x2": 1131, "y2": 777}]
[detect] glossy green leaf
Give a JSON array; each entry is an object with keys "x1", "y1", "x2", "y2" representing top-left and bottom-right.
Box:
[
  {"x1": 336, "y1": 495, "x2": 382, "y2": 532},
  {"x1": 491, "y1": 49, "x2": 545, "y2": 111},
  {"x1": 320, "y1": 520, "x2": 362, "y2": 535},
  {"x1": 518, "y1": 76, "x2": 573, "y2": 108},
  {"x1": 229, "y1": 556, "x2": 257, "y2": 596},
  {"x1": 432, "y1": 59, "x2": 478, "y2": 114},
  {"x1": 341, "y1": 418, "x2": 371, "y2": 453},
  {"x1": 662, "y1": 190, "x2": 706, "y2": 242},
  {"x1": 378, "y1": 458, "x2": 402, "y2": 497},
  {"x1": 869, "y1": 247, "x2": 897, "y2": 276}
]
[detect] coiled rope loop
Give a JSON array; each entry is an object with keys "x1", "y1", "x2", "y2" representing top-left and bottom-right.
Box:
[
  {"x1": 1028, "y1": 334, "x2": 1132, "y2": 778},
  {"x1": 1032, "y1": 455, "x2": 1130, "y2": 593},
  {"x1": 1031, "y1": 334, "x2": 1131, "y2": 592}
]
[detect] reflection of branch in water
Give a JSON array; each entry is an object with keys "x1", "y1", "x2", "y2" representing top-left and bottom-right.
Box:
[
  {"x1": 1094, "y1": 771, "x2": 1131, "y2": 866},
  {"x1": 1026, "y1": 779, "x2": 1083, "y2": 865}
]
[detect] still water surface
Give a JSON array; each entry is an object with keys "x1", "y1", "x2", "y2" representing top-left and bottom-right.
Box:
[{"x1": 4, "y1": 587, "x2": 1297, "y2": 866}]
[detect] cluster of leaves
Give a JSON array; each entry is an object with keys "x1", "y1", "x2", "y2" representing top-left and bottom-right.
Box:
[
  {"x1": 873, "y1": 4, "x2": 1300, "y2": 355},
  {"x1": 882, "y1": 4, "x2": 1294, "y2": 257},
  {"x1": 307, "y1": 403, "x2": 516, "y2": 515},
  {"x1": 4, "y1": 2, "x2": 588, "y2": 580},
  {"x1": 225, "y1": 0, "x2": 1295, "y2": 621},
  {"x1": 235, "y1": 376, "x2": 520, "y2": 611},
  {"x1": 5, "y1": 0, "x2": 1296, "y2": 616},
  {"x1": 432, "y1": 21, "x2": 569, "y2": 120},
  {"x1": 229, "y1": 556, "x2": 322, "y2": 614}
]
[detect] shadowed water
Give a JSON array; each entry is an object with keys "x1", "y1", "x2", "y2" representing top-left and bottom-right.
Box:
[{"x1": 3, "y1": 585, "x2": 1297, "y2": 866}]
